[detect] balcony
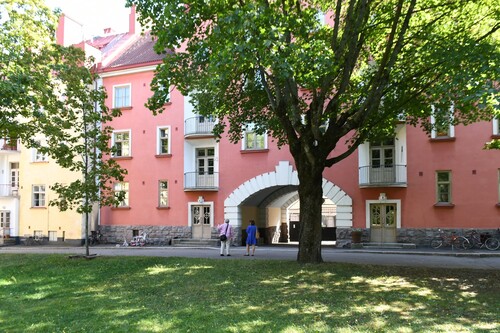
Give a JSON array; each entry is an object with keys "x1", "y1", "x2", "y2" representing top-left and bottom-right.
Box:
[
  {"x1": 359, "y1": 165, "x2": 407, "y2": 187},
  {"x1": 0, "y1": 184, "x2": 19, "y2": 197},
  {"x1": 0, "y1": 138, "x2": 19, "y2": 152},
  {"x1": 184, "y1": 172, "x2": 219, "y2": 191},
  {"x1": 184, "y1": 116, "x2": 216, "y2": 138}
]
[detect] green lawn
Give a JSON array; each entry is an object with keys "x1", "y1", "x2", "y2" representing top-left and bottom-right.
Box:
[{"x1": 0, "y1": 254, "x2": 498, "y2": 333}]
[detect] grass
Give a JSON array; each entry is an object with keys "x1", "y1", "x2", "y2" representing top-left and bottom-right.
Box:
[{"x1": 0, "y1": 254, "x2": 498, "y2": 333}]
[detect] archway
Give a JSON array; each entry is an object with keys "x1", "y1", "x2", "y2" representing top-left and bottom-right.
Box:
[{"x1": 224, "y1": 161, "x2": 353, "y2": 242}]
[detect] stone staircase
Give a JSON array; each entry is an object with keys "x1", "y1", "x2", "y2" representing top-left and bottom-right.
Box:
[
  {"x1": 171, "y1": 238, "x2": 219, "y2": 248},
  {"x1": 0, "y1": 238, "x2": 17, "y2": 247}
]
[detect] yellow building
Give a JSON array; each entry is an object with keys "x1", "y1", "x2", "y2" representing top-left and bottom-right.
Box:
[{"x1": 17, "y1": 138, "x2": 88, "y2": 245}]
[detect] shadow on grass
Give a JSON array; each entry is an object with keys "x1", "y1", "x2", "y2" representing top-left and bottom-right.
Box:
[{"x1": 0, "y1": 254, "x2": 498, "y2": 332}]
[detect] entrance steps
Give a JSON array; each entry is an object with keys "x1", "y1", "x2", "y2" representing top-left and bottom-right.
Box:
[
  {"x1": 354, "y1": 242, "x2": 417, "y2": 249},
  {"x1": 0, "y1": 238, "x2": 17, "y2": 247},
  {"x1": 171, "y1": 238, "x2": 219, "y2": 248}
]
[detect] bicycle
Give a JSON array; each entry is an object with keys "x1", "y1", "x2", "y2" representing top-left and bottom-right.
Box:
[
  {"x1": 463, "y1": 230, "x2": 499, "y2": 251},
  {"x1": 89, "y1": 230, "x2": 108, "y2": 245},
  {"x1": 484, "y1": 229, "x2": 499, "y2": 251},
  {"x1": 430, "y1": 229, "x2": 470, "y2": 250},
  {"x1": 130, "y1": 232, "x2": 147, "y2": 247}
]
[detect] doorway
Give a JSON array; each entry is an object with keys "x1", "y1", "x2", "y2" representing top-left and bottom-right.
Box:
[
  {"x1": 370, "y1": 203, "x2": 397, "y2": 243},
  {"x1": 191, "y1": 205, "x2": 212, "y2": 239}
]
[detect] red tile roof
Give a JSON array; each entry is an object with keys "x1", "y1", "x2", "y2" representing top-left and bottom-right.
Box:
[{"x1": 105, "y1": 31, "x2": 168, "y2": 69}]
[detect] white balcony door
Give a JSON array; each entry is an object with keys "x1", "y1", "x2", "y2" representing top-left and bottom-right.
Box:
[
  {"x1": 370, "y1": 139, "x2": 395, "y2": 183},
  {"x1": 196, "y1": 148, "x2": 214, "y2": 187},
  {"x1": 10, "y1": 163, "x2": 19, "y2": 195}
]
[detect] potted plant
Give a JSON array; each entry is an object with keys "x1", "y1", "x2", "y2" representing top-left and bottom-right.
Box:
[{"x1": 351, "y1": 228, "x2": 362, "y2": 243}]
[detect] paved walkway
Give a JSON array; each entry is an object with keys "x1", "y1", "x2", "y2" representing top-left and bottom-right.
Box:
[{"x1": 1, "y1": 245, "x2": 499, "y2": 270}]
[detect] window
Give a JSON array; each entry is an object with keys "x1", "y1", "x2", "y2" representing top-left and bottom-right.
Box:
[
  {"x1": 159, "y1": 180, "x2": 168, "y2": 207},
  {"x1": 48, "y1": 231, "x2": 57, "y2": 242},
  {"x1": 112, "y1": 131, "x2": 131, "y2": 157},
  {"x1": 32, "y1": 142, "x2": 48, "y2": 162},
  {"x1": 493, "y1": 117, "x2": 500, "y2": 136},
  {"x1": 114, "y1": 182, "x2": 129, "y2": 207},
  {"x1": 32, "y1": 185, "x2": 46, "y2": 207},
  {"x1": 113, "y1": 84, "x2": 131, "y2": 108},
  {"x1": 436, "y1": 171, "x2": 451, "y2": 204},
  {"x1": 431, "y1": 104, "x2": 454, "y2": 138},
  {"x1": 498, "y1": 169, "x2": 500, "y2": 203},
  {"x1": 157, "y1": 127, "x2": 170, "y2": 155},
  {"x1": 243, "y1": 125, "x2": 266, "y2": 150}
]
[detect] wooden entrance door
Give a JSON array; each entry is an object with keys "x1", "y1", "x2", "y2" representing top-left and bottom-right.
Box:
[
  {"x1": 192, "y1": 205, "x2": 212, "y2": 239},
  {"x1": 370, "y1": 203, "x2": 397, "y2": 243}
]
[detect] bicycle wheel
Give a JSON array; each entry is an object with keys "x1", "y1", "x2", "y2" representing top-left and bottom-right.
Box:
[
  {"x1": 430, "y1": 238, "x2": 443, "y2": 249},
  {"x1": 452, "y1": 236, "x2": 470, "y2": 250},
  {"x1": 485, "y1": 237, "x2": 500, "y2": 251}
]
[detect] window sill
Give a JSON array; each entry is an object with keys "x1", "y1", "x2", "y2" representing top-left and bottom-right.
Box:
[
  {"x1": 32, "y1": 161, "x2": 49, "y2": 164},
  {"x1": 430, "y1": 137, "x2": 456, "y2": 142},
  {"x1": 491, "y1": 135, "x2": 500, "y2": 139},
  {"x1": 496, "y1": 203, "x2": 500, "y2": 208},
  {"x1": 240, "y1": 149, "x2": 269, "y2": 154},
  {"x1": 111, "y1": 156, "x2": 133, "y2": 160},
  {"x1": 111, "y1": 206, "x2": 131, "y2": 210},
  {"x1": 113, "y1": 106, "x2": 133, "y2": 111},
  {"x1": 434, "y1": 203, "x2": 455, "y2": 208},
  {"x1": 30, "y1": 206, "x2": 47, "y2": 209},
  {"x1": 155, "y1": 154, "x2": 172, "y2": 158},
  {"x1": 156, "y1": 206, "x2": 170, "y2": 210}
]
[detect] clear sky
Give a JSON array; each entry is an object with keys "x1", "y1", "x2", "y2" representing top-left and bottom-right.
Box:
[{"x1": 44, "y1": 0, "x2": 131, "y2": 36}]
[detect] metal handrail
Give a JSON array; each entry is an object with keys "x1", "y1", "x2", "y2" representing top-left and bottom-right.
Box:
[
  {"x1": 358, "y1": 164, "x2": 407, "y2": 186},
  {"x1": 184, "y1": 116, "x2": 216, "y2": 136},
  {"x1": 184, "y1": 171, "x2": 219, "y2": 189}
]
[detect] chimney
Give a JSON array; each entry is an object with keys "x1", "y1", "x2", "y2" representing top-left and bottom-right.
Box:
[{"x1": 129, "y1": 5, "x2": 140, "y2": 35}]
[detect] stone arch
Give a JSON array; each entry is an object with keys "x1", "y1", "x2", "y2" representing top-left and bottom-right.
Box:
[{"x1": 224, "y1": 161, "x2": 353, "y2": 230}]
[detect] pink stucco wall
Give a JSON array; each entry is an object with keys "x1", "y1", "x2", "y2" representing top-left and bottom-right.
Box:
[{"x1": 100, "y1": 65, "x2": 500, "y2": 231}]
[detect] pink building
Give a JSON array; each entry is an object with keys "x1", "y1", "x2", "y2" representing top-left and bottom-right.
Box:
[{"x1": 66, "y1": 9, "x2": 500, "y2": 246}]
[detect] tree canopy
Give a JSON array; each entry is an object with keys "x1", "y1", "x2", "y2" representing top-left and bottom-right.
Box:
[
  {"x1": 1, "y1": 0, "x2": 127, "y2": 253},
  {"x1": 130, "y1": 0, "x2": 499, "y2": 263}
]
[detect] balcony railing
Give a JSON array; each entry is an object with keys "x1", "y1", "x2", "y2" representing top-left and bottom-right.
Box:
[
  {"x1": 184, "y1": 116, "x2": 216, "y2": 137},
  {"x1": 0, "y1": 138, "x2": 19, "y2": 151},
  {"x1": 184, "y1": 172, "x2": 219, "y2": 190},
  {"x1": 359, "y1": 165, "x2": 407, "y2": 187},
  {"x1": 0, "y1": 184, "x2": 19, "y2": 197}
]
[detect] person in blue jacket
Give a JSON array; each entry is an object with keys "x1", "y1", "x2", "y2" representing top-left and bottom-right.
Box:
[{"x1": 245, "y1": 220, "x2": 257, "y2": 256}]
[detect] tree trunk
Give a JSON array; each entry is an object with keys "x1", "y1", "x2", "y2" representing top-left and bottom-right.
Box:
[{"x1": 296, "y1": 153, "x2": 325, "y2": 264}]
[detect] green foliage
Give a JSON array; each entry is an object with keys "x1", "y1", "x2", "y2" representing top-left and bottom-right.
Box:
[
  {"x1": 129, "y1": 0, "x2": 499, "y2": 263},
  {"x1": 0, "y1": 254, "x2": 499, "y2": 332}
]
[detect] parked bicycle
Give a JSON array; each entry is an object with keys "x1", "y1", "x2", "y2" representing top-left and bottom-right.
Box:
[
  {"x1": 430, "y1": 229, "x2": 470, "y2": 250},
  {"x1": 130, "y1": 232, "x2": 147, "y2": 247},
  {"x1": 463, "y1": 229, "x2": 499, "y2": 251},
  {"x1": 88, "y1": 230, "x2": 108, "y2": 245}
]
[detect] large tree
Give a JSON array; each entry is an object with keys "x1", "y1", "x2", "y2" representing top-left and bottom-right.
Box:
[
  {"x1": 129, "y1": 0, "x2": 500, "y2": 263},
  {"x1": 1, "y1": 0, "x2": 126, "y2": 254}
]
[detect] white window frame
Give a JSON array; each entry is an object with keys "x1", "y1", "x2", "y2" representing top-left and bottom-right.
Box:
[
  {"x1": 431, "y1": 104, "x2": 455, "y2": 138},
  {"x1": 157, "y1": 126, "x2": 171, "y2": 155},
  {"x1": 113, "y1": 84, "x2": 132, "y2": 108},
  {"x1": 159, "y1": 180, "x2": 169, "y2": 207},
  {"x1": 32, "y1": 185, "x2": 46, "y2": 207},
  {"x1": 0, "y1": 211, "x2": 10, "y2": 228},
  {"x1": 242, "y1": 124, "x2": 267, "y2": 150},
  {"x1": 112, "y1": 130, "x2": 131, "y2": 157},
  {"x1": 365, "y1": 199, "x2": 401, "y2": 229},
  {"x1": 436, "y1": 171, "x2": 452, "y2": 204},
  {"x1": 48, "y1": 231, "x2": 57, "y2": 242},
  {"x1": 114, "y1": 182, "x2": 129, "y2": 207},
  {"x1": 493, "y1": 117, "x2": 500, "y2": 136}
]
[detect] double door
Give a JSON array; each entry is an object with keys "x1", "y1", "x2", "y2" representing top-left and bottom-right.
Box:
[
  {"x1": 191, "y1": 205, "x2": 212, "y2": 239},
  {"x1": 370, "y1": 203, "x2": 397, "y2": 243}
]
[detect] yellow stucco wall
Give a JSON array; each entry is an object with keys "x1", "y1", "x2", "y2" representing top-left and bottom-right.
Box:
[{"x1": 18, "y1": 142, "x2": 84, "y2": 242}]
